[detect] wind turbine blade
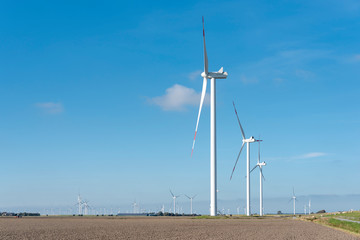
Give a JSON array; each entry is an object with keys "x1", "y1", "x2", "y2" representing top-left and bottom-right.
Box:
[
  {"x1": 185, "y1": 195, "x2": 190, "y2": 199},
  {"x1": 293, "y1": 187, "x2": 295, "y2": 197},
  {"x1": 230, "y1": 142, "x2": 245, "y2": 180},
  {"x1": 191, "y1": 77, "x2": 208, "y2": 156},
  {"x1": 249, "y1": 165, "x2": 258, "y2": 173},
  {"x1": 232, "y1": 101, "x2": 246, "y2": 139},
  {"x1": 260, "y1": 167, "x2": 265, "y2": 181},
  {"x1": 192, "y1": 194, "x2": 197, "y2": 199},
  {"x1": 170, "y1": 190, "x2": 174, "y2": 197},
  {"x1": 202, "y1": 16, "x2": 208, "y2": 74},
  {"x1": 258, "y1": 138, "x2": 260, "y2": 164}
]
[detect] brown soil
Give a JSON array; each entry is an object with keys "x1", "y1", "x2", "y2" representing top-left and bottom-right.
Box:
[{"x1": 0, "y1": 216, "x2": 359, "y2": 240}]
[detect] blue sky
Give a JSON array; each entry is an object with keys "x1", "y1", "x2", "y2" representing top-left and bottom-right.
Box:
[{"x1": 0, "y1": 0, "x2": 359, "y2": 214}]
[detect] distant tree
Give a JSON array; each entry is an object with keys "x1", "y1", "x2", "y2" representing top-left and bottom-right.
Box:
[
  {"x1": 277, "y1": 211, "x2": 282, "y2": 215},
  {"x1": 316, "y1": 210, "x2": 326, "y2": 214}
]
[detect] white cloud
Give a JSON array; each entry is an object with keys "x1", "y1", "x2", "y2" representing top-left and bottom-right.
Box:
[
  {"x1": 265, "y1": 152, "x2": 328, "y2": 161},
  {"x1": 352, "y1": 54, "x2": 360, "y2": 62},
  {"x1": 295, "y1": 152, "x2": 327, "y2": 159},
  {"x1": 273, "y1": 77, "x2": 285, "y2": 83},
  {"x1": 189, "y1": 70, "x2": 202, "y2": 80},
  {"x1": 237, "y1": 49, "x2": 329, "y2": 84},
  {"x1": 149, "y1": 84, "x2": 209, "y2": 111},
  {"x1": 240, "y1": 74, "x2": 258, "y2": 84},
  {"x1": 35, "y1": 102, "x2": 64, "y2": 114},
  {"x1": 295, "y1": 69, "x2": 315, "y2": 80}
]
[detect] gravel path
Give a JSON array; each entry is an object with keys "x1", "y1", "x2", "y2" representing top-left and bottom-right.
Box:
[
  {"x1": 0, "y1": 216, "x2": 359, "y2": 240},
  {"x1": 336, "y1": 218, "x2": 360, "y2": 224}
]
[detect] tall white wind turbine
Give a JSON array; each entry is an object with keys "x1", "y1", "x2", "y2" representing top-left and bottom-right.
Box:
[
  {"x1": 170, "y1": 190, "x2": 180, "y2": 214},
  {"x1": 132, "y1": 201, "x2": 138, "y2": 214},
  {"x1": 249, "y1": 140, "x2": 266, "y2": 216},
  {"x1": 289, "y1": 188, "x2": 297, "y2": 216},
  {"x1": 83, "y1": 200, "x2": 91, "y2": 215},
  {"x1": 308, "y1": 199, "x2": 311, "y2": 215},
  {"x1": 191, "y1": 17, "x2": 228, "y2": 216},
  {"x1": 230, "y1": 102, "x2": 261, "y2": 216},
  {"x1": 185, "y1": 194, "x2": 197, "y2": 215},
  {"x1": 75, "y1": 194, "x2": 83, "y2": 215}
]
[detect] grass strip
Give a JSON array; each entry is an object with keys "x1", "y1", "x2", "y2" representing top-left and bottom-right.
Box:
[{"x1": 327, "y1": 218, "x2": 360, "y2": 234}]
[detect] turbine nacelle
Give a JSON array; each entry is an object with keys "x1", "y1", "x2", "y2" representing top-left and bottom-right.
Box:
[
  {"x1": 243, "y1": 136, "x2": 257, "y2": 143},
  {"x1": 258, "y1": 161, "x2": 266, "y2": 167},
  {"x1": 201, "y1": 68, "x2": 228, "y2": 79}
]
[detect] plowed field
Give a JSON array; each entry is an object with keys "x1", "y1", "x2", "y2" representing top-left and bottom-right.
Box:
[{"x1": 0, "y1": 216, "x2": 359, "y2": 239}]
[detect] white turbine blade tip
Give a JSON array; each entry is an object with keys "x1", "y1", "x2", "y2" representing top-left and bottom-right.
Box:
[
  {"x1": 192, "y1": 78, "x2": 207, "y2": 156},
  {"x1": 230, "y1": 142, "x2": 245, "y2": 180},
  {"x1": 232, "y1": 101, "x2": 246, "y2": 139}
]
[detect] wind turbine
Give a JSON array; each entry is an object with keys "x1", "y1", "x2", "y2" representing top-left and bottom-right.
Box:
[
  {"x1": 83, "y1": 200, "x2": 91, "y2": 215},
  {"x1": 230, "y1": 102, "x2": 261, "y2": 216},
  {"x1": 249, "y1": 139, "x2": 266, "y2": 216},
  {"x1": 185, "y1": 194, "x2": 197, "y2": 215},
  {"x1": 191, "y1": 17, "x2": 228, "y2": 216},
  {"x1": 75, "y1": 194, "x2": 83, "y2": 215},
  {"x1": 308, "y1": 199, "x2": 311, "y2": 215},
  {"x1": 132, "y1": 201, "x2": 138, "y2": 214},
  {"x1": 289, "y1": 188, "x2": 297, "y2": 216},
  {"x1": 170, "y1": 190, "x2": 180, "y2": 214}
]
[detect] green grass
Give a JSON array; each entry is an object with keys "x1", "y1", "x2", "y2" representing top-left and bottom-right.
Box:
[
  {"x1": 327, "y1": 218, "x2": 360, "y2": 234},
  {"x1": 325, "y1": 211, "x2": 360, "y2": 221}
]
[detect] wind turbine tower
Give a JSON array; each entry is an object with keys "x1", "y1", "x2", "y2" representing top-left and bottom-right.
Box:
[
  {"x1": 83, "y1": 200, "x2": 91, "y2": 215},
  {"x1": 191, "y1": 17, "x2": 228, "y2": 216},
  {"x1": 291, "y1": 188, "x2": 297, "y2": 216},
  {"x1": 309, "y1": 199, "x2": 311, "y2": 215},
  {"x1": 230, "y1": 102, "x2": 261, "y2": 216},
  {"x1": 249, "y1": 140, "x2": 266, "y2": 216},
  {"x1": 76, "y1": 194, "x2": 83, "y2": 215},
  {"x1": 132, "y1": 201, "x2": 138, "y2": 214},
  {"x1": 185, "y1": 194, "x2": 197, "y2": 215},
  {"x1": 170, "y1": 190, "x2": 180, "y2": 214}
]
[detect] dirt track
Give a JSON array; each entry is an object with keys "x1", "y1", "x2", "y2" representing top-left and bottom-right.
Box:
[{"x1": 0, "y1": 216, "x2": 359, "y2": 239}]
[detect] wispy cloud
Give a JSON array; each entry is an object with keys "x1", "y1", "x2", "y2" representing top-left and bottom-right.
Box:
[
  {"x1": 295, "y1": 69, "x2": 315, "y2": 80},
  {"x1": 265, "y1": 152, "x2": 328, "y2": 161},
  {"x1": 294, "y1": 152, "x2": 328, "y2": 159},
  {"x1": 240, "y1": 74, "x2": 258, "y2": 84},
  {"x1": 351, "y1": 54, "x2": 360, "y2": 62},
  {"x1": 35, "y1": 102, "x2": 64, "y2": 114},
  {"x1": 188, "y1": 70, "x2": 202, "y2": 80},
  {"x1": 149, "y1": 84, "x2": 209, "y2": 111},
  {"x1": 237, "y1": 49, "x2": 330, "y2": 84}
]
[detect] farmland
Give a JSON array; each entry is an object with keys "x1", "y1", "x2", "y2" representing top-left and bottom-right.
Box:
[{"x1": 0, "y1": 216, "x2": 359, "y2": 239}]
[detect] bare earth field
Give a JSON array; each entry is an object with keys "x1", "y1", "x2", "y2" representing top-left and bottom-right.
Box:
[{"x1": 0, "y1": 216, "x2": 359, "y2": 240}]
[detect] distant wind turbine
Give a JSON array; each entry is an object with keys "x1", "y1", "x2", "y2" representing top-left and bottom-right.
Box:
[
  {"x1": 230, "y1": 101, "x2": 262, "y2": 216},
  {"x1": 83, "y1": 200, "x2": 91, "y2": 215},
  {"x1": 249, "y1": 139, "x2": 266, "y2": 216},
  {"x1": 191, "y1": 17, "x2": 228, "y2": 216},
  {"x1": 132, "y1": 201, "x2": 138, "y2": 214},
  {"x1": 289, "y1": 188, "x2": 297, "y2": 215},
  {"x1": 75, "y1": 194, "x2": 83, "y2": 215},
  {"x1": 185, "y1": 194, "x2": 197, "y2": 215},
  {"x1": 170, "y1": 190, "x2": 180, "y2": 214}
]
